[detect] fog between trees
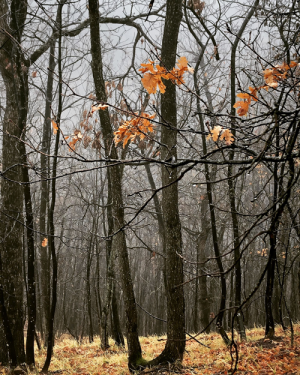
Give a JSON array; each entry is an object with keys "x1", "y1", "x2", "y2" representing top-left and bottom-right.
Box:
[{"x1": 0, "y1": 0, "x2": 300, "y2": 372}]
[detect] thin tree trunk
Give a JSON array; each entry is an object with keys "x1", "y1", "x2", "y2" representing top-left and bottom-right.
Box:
[
  {"x1": 86, "y1": 244, "x2": 94, "y2": 343},
  {"x1": 194, "y1": 61, "x2": 230, "y2": 345},
  {"x1": 228, "y1": 0, "x2": 259, "y2": 341},
  {"x1": 88, "y1": 0, "x2": 142, "y2": 369},
  {"x1": 40, "y1": 40, "x2": 56, "y2": 346},
  {"x1": 197, "y1": 196, "x2": 210, "y2": 333},
  {"x1": 41, "y1": 2, "x2": 65, "y2": 371},
  {"x1": 22, "y1": 134, "x2": 37, "y2": 367}
]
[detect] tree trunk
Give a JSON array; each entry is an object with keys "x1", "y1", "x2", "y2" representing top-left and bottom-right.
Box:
[
  {"x1": 197, "y1": 198, "x2": 210, "y2": 333},
  {"x1": 88, "y1": 0, "x2": 142, "y2": 369},
  {"x1": 39, "y1": 41, "x2": 56, "y2": 347},
  {"x1": 86, "y1": 244, "x2": 94, "y2": 343},
  {"x1": 228, "y1": 0, "x2": 259, "y2": 341},
  {"x1": 111, "y1": 284, "x2": 125, "y2": 346},
  {"x1": 148, "y1": 0, "x2": 186, "y2": 365},
  {"x1": 194, "y1": 61, "x2": 230, "y2": 345},
  {"x1": 0, "y1": 0, "x2": 28, "y2": 364},
  {"x1": 41, "y1": 3, "x2": 65, "y2": 371}
]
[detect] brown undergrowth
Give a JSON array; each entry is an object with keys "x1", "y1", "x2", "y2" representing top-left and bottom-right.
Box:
[{"x1": 0, "y1": 325, "x2": 299, "y2": 374}]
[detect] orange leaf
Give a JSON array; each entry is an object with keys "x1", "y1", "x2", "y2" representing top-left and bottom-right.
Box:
[
  {"x1": 289, "y1": 61, "x2": 298, "y2": 68},
  {"x1": 236, "y1": 93, "x2": 251, "y2": 100},
  {"x1": 220, "y1": 129, "x2": 234, "y2": 145},
  {"x1": 52, "y1": 120, "x2": 58, "y2": 134},
  {"x1": 233, "y1": 100, "x2": 251, "y2": 116},
  {"x1": 68, "y1": 130, "x2": 83, "y2": 152},
  {"x1": 139, "y1": 60, "x2": 156, "y2": 74},
  {"x1": 207, "y1": 126, "x2": 222, "y2": 142},
  {"x1": 176, "y1": 56, "x2": 188, "y2": 70},
  {"x1": 42, "y1": 238, "x2": 48, "y2": 247},
  {"x1": 139, "y1": 57, "x2": 188, "y2": 94},
  {"x1": 142, "y1": 73, "x2": 163, "y2": 94},
  {"x1": 91, "y1": 103, "x2": 109, "y2": 114},
  {"x1": 249, "y1": 86, "x2": 259, "y2": 101},
  {"x1": 114, "y1": 112, "x2": 155, "y2": 148}
]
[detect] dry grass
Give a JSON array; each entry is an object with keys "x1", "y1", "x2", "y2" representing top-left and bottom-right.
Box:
[{"x1": 0, "y1": 325, "x2": 300, "y2": 374}]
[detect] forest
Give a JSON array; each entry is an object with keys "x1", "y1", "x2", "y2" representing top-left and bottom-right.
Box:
[{"x1": 0, "y1": 0, "x2": 300, "y2": 374}]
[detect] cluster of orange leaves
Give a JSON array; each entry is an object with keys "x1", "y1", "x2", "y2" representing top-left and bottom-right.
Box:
[
  {"x1": 139, "y1": 56, "x2": 190, "y2": 94},
  {"x1": 114, "y1": 112, "x2": 155, "y2": 148},
  {"x1": 207, "y1": 125, "x2": 235, "y2": 145},
  {"x1": 113, "y1": 57, "x2": 190, "y2": 148},
  {"x1": 234, "y1": 61, "x2": 298, "y2": 117}
]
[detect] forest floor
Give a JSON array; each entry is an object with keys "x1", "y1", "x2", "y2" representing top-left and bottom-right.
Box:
[{"x1": 0, "y1": 325, "x2": 300, "y2": 374}]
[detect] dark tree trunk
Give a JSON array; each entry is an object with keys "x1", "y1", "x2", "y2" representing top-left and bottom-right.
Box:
[
  {"x1": 265, "y1": 233, "x2": 277, "y2": 338},
  {"x1": 22, "y1": 121, "x2": 37, "y2": 367},
  {"x1": 111, "y1": 284, "x2": 125, "y2": 346},
  {"x1": 86, "y1": 246, "x2": 94, "y2": 343},
  {"x1": 88, "y1": 0, "x2": 142, "y2": 369},
  {"x1": 196, "y1": 198, "x2": 210, "y2": 333},
  {"x1": 148, "y1": 0, "x2": 186, "y2": 365},
  {"x1": 194, "y1": 64, "x2": 230, "y2": 345},
  {"x1": 41, "y1": 2, "x2": 65, "y2": 371},
  {"x1": 39, "y1": 41, "x2": 56, "y2": 346},
  {"x1": 228, "y1": 0, "x2": 259, "y2": 341},
  {"x1": 0, "y1": 0, "x2": 29, "y2": 364},
  {"x1": 0, "y1": 251, "x2": 17, "y2": 367}
]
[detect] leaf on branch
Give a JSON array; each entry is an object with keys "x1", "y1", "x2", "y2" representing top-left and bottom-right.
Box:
[
  {"x1": 68, "y1": 130, "x2": 83, "y2": 152},
  {"x1": 114, "y1": 112, "x2": 155, "y2": 148},
  {"x1": 233, "y1": 100, "x2": 251, "y2": 116},
  {"x1": 176, "y1": 56, "x2": 188, "y2": 70},
  {"x1": 139, "y1": 57, "x2": 189, "y2": 94},
  {"x1": 263, "y1": 61, "x2": 298, "y2": 88},
  {"x1": 52, "y1": 120, "x2": 58, "y2": 134},
  {"x1": 249, "y1": 86, "x2": 259, "y2": 101},
  {"x1": 207, "y1": 125, "x2": 222, "y2": 141},
  {"x1": 207, "y1": 126, "x2": 234, "y2": 145},
  {"x1": 220, "y1": 129, "x2": 234, "y2": 145},
  {"x1": 42, "y1": 238, "x2": 48, "y2": 247},
  {"x1": 236, "y1": 93, "x2": 251, "y2": 100},
  {"x1": 91, "y1": 103, "x2": 109, "y2": 114},
  {"x1": 141, "y1": 72, "x2": 166, "y2": 94},
  {"x1": 234, "y1": 61, "x2": 297, "y2": 117}
]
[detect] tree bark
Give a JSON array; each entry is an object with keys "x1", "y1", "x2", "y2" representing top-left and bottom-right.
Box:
[
  {"x1": 148, "y1": 0, "x2": 186, "y2": 365},
  {"x1": 88, "y1": 0, "x2": 142, "y2": 369},
  {"x1": 39, "y1": 40, "x2": 56, "y2": 347},
  {"x1": 0, "y1": 0, "x2": 28, "y2": 364},
  {"x1": 194, "y1": 60, "x2": 230, "y2": 345},
  {"x1": 41, "y1": 2, "x2": 65, "y2": 371},
  {"x1": 229, "y1": 0, "x2": 259, "y2": 341}
]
